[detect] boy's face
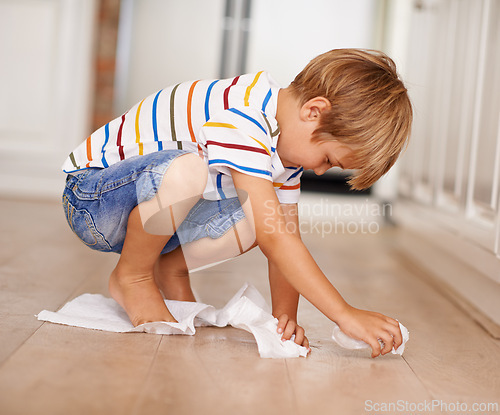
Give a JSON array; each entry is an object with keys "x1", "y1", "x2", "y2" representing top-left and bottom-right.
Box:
[
  {"x1": 277, "y1": 127, "x2": 358, "y2": 176},
  {"x1": 276, "y1": 91, "x2": 357, "y2": 175}
]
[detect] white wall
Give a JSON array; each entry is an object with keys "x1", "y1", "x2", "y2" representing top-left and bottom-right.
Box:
[
  {"x1": 115, "y1": 0, "x2": 383, "y2": 110},
  {"x1": 0, "y1": 0, "x2": 97, "y2": 199},
  {"x1": 115, "y1": 0, "x2": 226, "y2": 115},
  {"x1": 246, "y1": 0, "x2": 381, "y2": 87}
]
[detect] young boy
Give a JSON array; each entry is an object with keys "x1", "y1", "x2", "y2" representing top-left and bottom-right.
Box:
[{"x1": 62, "y1": 49, "x2": 412, "y2": 358}]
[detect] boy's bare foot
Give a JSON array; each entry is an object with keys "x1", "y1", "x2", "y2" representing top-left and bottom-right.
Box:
[
  {"x1": 154, "y1": 248, "x2": 196, "y2": 302},
  {"x1": 109, "y1": 267, "x2": 177, "y2": 326}
]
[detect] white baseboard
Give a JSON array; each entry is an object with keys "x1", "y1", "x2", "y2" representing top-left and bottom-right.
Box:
[{"x1": 394, "y1": 201, "x2": 500, "y2": 333}]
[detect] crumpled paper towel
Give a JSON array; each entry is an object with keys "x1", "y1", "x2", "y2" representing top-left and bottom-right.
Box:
[
  {"x1": 37, "y1": 283, "x2": 309, "y2": 359},
  {"x1": 331, "y1": 321, "x2": 409, "y2": 355}
]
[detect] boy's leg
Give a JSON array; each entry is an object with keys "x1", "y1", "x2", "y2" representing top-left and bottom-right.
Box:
[
  {"x1": 180, "y1": 215, "x2": 256, "y2": 270},
  {"x1": 109, "y1": 206, "x2": 176, "y2": 325},
  {"x1": 154, "y1": 216, "x2": 257, "y2": 302},
  {"x1": 154, "y1": 246, "x2": 196, "y2": 302},
  {"x1": 109, "y1": 153, "x2": 208, "y2": 326}
]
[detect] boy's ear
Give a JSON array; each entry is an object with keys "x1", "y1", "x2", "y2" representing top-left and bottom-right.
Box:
[{"x1": 300, "y1": 97, "x2": 331, "y2": 121}]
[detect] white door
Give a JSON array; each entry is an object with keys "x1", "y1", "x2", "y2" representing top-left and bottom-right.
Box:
[{"x1": 0, "y1": 0, "x2": 97, "y2": 199}]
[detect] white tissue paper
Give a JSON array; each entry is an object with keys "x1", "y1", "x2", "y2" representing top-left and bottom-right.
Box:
[
  {"x1": 37, "y1": 283, "x2": 309, "y2": 359},
  {"x1": 331, "y1": 321, "x2": 409, "y2": 355}
]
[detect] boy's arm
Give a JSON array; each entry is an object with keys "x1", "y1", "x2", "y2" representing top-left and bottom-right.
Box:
[
  {"x1": 269, "y1": 258, "x2": 309, "y2": 349},
  {"x1": 268, "y1": 203, "x2": 308, "y2": 347},
  {"x1": 269, "y1": 203, "x2": 300, "y2": 320},
  {"x1": 231, "y1": 169, "x2": 403, "y2": 357}
]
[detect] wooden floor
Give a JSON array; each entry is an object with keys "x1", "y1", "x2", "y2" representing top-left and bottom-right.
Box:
[{"x1": 0, "y1": 196, "x2": 499, "y2": 415}]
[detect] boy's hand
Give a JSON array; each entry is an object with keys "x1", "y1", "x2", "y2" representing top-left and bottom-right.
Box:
[
  {"x1": 336, "y1": 306, "x2": 403, "y2": 358},
  {"x1": 276, "y1": 314, "x2": 310, "y2": 351}
]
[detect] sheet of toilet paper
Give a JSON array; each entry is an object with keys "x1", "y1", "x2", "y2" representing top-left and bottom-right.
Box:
[
  {"x1": 331, "y1": 321, "x2": 409, "y2": 355},
  {"x1": 37, "y1": 283, "x2": 309, "y2": 359}
]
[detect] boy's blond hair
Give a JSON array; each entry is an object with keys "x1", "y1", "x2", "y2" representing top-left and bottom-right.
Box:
[{"x1": 289, "y1": 49, "x2": 412, "y2": 190}]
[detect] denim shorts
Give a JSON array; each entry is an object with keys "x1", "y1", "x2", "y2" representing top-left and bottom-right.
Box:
[{"x1": 61, "y1": 150, "x2": 245, "y2": 255}]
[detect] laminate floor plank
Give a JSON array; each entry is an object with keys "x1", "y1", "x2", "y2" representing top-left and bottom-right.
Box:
[
  {"x1": 0, "y1": 198, "x2": 116, "y2": 365},
  {"x1": 0, "y1": 199, "x2": 66, "y2": 264},
  {"x1": 390, "y1": 256, "x2": 500, "y2": 406},
  {"x1": 0, "y1": 312, "x2": 44, "y2": 366},
  {"x1": 0, "y1": 323, "x2": 161, "y2": 415},
  {"x1": 132, "y1": 327, "x2": 296, "y2": 415}
]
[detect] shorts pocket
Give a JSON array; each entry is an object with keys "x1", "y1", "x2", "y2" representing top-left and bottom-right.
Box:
[{"x1": 64, "y1": 198, "x2": 112, "y2": 251}]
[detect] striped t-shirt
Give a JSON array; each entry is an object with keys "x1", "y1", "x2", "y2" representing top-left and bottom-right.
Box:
[{"x1": 62, "y1": 71, "x2": 303, "y2": 204}]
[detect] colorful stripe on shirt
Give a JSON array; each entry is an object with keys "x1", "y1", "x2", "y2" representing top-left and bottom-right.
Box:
[
  {"x1": 262, "y1": 113, "x2": 280, "y2": 137},
  {"x1": 216, "y1": 173, "x2": 226, "y2": 199},
  {"x1": 224, "y1": 76, "x2": 240, "y2": 109},
  {"x1": 279, "y1": 183, "x2": 300, "y2": 190},
  {"x1": 244, "y1": 71, "x2": 263, "y2": 106},
  {"x1": 85, "y1": 136, "x2": 92, "y2": 167},
  {"x1": 227, "y1": 108, "x2": 267, "y2": 134},
  {"x1": 69, "y1": 152, "x2": 80, "y2": 170},
  {"x1": 187, "y1": 80, "x2": 204, "y2": 157},
  {"x1": 206, "y1": 140, "x2": 269, "y2": 156},
  {"x1": 288, "y1": 167, "x2": 304, "y2": 180},
  {"x1": 135, "y1": 99, "x2": 145, "y2": 155},
  {"x1": 152, "y1": 90, "x2": 163, "y2": 151},
  {"x1": 208, "y1": 159, "x2": 272, "y2": 177},
  {"x1": 249, "y1": 136, "x2": 271, "y2": 156},
  {"x1": 101, "y1": 123, "x2": 110, "y2": 168},
  {"x1": 169, "y1": 84, "x2": 182, "y2": 150},
  {"x1": 117, "y1": 113, "x2": 126, "y2": 160},
  {"x1": 261, "y1": 89, "x2": 272, "y2": 114},
  {"x1": 205, "y1": 80, "x2": 219, "y2": 122},
  {"x1": 204, "y1": 122, "x2": 237, "y2": 129}
]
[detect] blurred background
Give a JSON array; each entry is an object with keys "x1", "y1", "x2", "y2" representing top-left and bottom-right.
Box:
[
  {"x1": 0, "y1": 0, "x2": 499, "y2": 325},
  {"x1": 0, "y1": 0, "x2": 407, "y2": 200}
]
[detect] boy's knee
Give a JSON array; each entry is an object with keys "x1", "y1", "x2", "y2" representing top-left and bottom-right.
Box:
[
  {"x1": 138, "y1": 154, "x2": 208, "y2": 235},
  {"x1": 164, "y1": 153, "x2": 208, "y2": 194},
  {"x1": 155, "y1": 153, "x2": 208, "y2": 212}
]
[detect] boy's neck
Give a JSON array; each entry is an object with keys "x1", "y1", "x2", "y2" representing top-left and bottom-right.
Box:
[
  {"x1": 275, "y1": 87, "x2": 303, "y2": 169},
  {"x1": 276, "y1": 87, "x2": 298, "y2": 129}
]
